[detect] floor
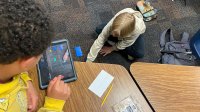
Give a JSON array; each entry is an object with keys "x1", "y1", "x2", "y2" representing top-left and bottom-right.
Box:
[{"x1": 35, "y1": 0, "x2": 200, "y2": 69}]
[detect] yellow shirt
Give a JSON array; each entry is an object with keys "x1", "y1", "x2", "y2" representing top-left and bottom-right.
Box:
[{"x1": 0, "y1": 72, "x2": 65, "y2": 112}]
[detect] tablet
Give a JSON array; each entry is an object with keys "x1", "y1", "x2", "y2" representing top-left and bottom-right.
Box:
[{"x1": 37, "y1": 39, "x2": 77, "y2": 89}]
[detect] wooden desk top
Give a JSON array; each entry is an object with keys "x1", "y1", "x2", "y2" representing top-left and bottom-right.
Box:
[
  {"x1": 29, "y1": 62, "x2": 152, "y2": 112},
  {"x1": 130, "y1": 62, "x2": 200, "y2": 112}
]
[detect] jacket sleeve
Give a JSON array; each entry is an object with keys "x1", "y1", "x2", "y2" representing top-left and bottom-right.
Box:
[
  {"x1": 86, "y1": 21, "x2": 112, "y2": 62},
  {"x1": 38, "y1": 97, "x2": 66, "y2": 112}
]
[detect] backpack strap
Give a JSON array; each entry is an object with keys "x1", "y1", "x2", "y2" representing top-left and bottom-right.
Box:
[
  {"x1": 161, "y1": 50, "x2": 192, "y2": 54},
  {"x1": 160, "y1": 29, "x2": 174, "y2": 48},
  {"x1": 180, "y1": 32, "x2": 191, "y2": 50},
  {"x1": 181, "y1": 32, "x2": 189, "y2": 43}
]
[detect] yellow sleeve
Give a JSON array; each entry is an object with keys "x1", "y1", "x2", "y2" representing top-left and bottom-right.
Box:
[{"x1": 38, "y1": 97, "x2": 65, "y2": 112}]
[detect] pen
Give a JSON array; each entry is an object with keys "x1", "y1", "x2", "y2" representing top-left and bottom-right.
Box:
[{"x1": 101, "y1": 84, "x2": 113, "y2": 107}]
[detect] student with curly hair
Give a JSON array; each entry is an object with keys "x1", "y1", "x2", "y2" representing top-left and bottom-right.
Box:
[
  {"x1": 86, "y1": 8, "x2": 146, "y2": 62},
  {"x1": 0, "y1": 0, "x2": 70, "y2": 111}
]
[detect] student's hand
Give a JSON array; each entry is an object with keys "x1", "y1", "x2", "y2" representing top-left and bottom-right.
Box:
[
  {"x1": 47, "y1": 75, "x2": 71, "y2": 101},
  {"x1": 27, "y1": 81, "x2": 38, "y2": 112},
  {"x1": 99, "y1": 46, "x2": 114, "y2": 56}
]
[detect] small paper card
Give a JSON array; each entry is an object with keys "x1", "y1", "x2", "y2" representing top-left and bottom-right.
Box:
[{"x1": 88, "y1": 70, "x2": 114, "y2": 97}]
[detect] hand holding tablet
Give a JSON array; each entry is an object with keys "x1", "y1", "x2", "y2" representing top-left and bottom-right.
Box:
[{"x1": 47, "y1": 75, "x2": 71, "y2": 101}]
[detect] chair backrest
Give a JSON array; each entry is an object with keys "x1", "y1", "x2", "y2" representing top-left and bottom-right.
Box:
[{"x1": 190, "y1": 29, "x2": 200, "y2": 59}]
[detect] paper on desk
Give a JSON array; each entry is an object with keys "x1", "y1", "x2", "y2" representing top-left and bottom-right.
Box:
[{"x1": 88, "y1": 70, "x2": 114, "y2": 97}]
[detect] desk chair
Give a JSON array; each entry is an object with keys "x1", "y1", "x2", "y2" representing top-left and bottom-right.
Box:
[{"x1": 190, "y1": 29, "x2": 200, "y2": 59}]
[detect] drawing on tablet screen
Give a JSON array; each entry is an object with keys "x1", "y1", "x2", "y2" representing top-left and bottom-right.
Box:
[{"x1": 45, "y1": 43, "x2": 74, "y2": 80}]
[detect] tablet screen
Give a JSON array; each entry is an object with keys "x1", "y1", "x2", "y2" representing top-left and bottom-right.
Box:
[{"x1": 38, "y1": 40, "x2": 76, "y2": 87}]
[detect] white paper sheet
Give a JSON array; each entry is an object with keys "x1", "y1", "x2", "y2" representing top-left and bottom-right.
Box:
[{"x1": 88, "y1": 70, "x2": 114, "y2": 97}]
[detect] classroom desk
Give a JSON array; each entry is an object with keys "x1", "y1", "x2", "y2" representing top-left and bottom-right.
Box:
[
  {"x1": 130, "y1": 62, "x2": 200, "y2": 112},
  {"x1": 29, "y1": 62, "x2": 152, "y2": 112}
]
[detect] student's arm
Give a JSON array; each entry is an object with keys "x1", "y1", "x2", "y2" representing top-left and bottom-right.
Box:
[
  {"x1": 20, "y1": 72, "x2": 39, "y2": 111},
  {"x1": 38, "y1": 75, "x2": 71, "y2": 112},
  {"x1": 86, "y1": 21, "x2": 112, "y2": 62},
  {"x1": 20, "y1": 72, "x2": 70, "y2": 112}
]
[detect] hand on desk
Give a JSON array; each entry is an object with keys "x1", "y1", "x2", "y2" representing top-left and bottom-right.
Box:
[{"x1": 47, "y1": 75, "x2": 71, "y2": 101}]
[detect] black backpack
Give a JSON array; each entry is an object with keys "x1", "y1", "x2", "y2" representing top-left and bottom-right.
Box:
[{"x1": 159, "y1": 29, "x2": 196, "y2": 65}]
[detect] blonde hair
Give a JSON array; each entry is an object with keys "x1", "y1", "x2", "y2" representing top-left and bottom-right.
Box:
[{"x1": 111, "y1": 12, "x2": 135, "y2": 37}]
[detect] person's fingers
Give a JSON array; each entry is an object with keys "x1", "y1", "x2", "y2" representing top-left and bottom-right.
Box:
[
  {"x1": 103, "y1": 53, "x2": 107, "y2": 56},
  {"x1": 28, "y1": 106, "x2": 33, "y2": 112},
  {"x1": 60, "y1": 75, "x2": 64, "y2": 79},
  {"x1": 101, "y1": 49, "x2": 107, "y2": 53},
  {"x1": 100, "y1": 51, "x2": 104, "y2": 55},
  {"x1": 99, "y1": 50, "x2": 105, "y2": 54},
  {"x1": 48, "y1": 76, "x2": 58, "y2": 91},
  {"x1": 27, "y1": 85, "x2": 33, "y2": 111},
  {"x1": 55, "y1": 75, "x2": 62, "y2": 87},
  {"x1": 101, "y1": 53, "x2": 106, "y2": 56},
  {"x1": 99, "y1": 50, "x2": 104, "y2": 53},
  {"x1": 28, "y1": 101, "x2": 35, "y2": 111},
  {"x1": 27, "y1": 93, "x2": 38, "y2": 112},
  {"x1": 48, "y1": 75, "x2": 64, "y2": 91},
  {"x1": 28, "y1": 98, "x2": 33, "y2": 111},
  {"x1": 101, "y1": 47, "x2": 106, "y2": 51},
  {"x1": 31, "y1": 94, "x2": 38, "y2": 111},
  {"x1": 59, "y1": 80, "x2": 65, "y2": 87},
  {"x1": 103, "y1": 51, "x2": 110, "y2": 56}
]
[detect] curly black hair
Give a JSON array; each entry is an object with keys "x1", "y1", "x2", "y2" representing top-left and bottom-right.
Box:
[{"x1": 0, "y1": 0, "x2": 53, "y2": 64}]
